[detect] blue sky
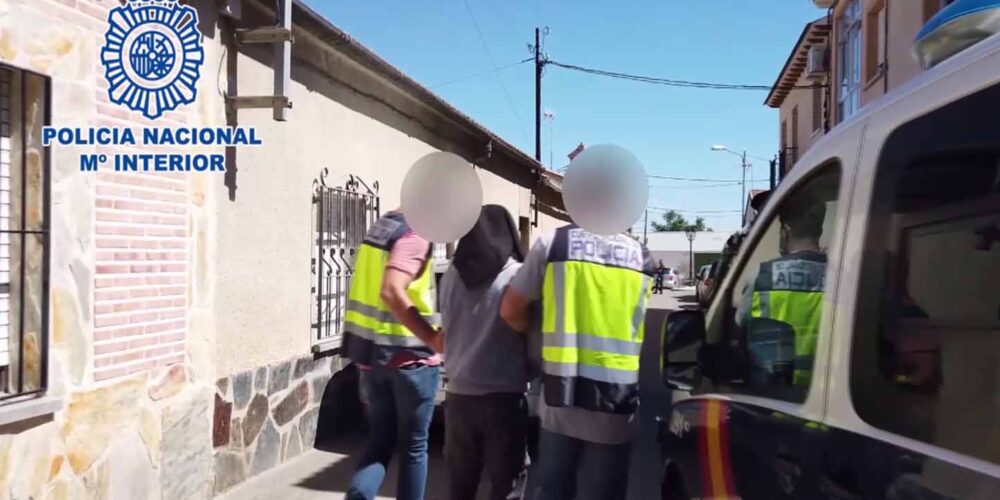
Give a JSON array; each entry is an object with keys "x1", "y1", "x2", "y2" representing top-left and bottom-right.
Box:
[{"x1": 310, "y1": 1, "x2": 823, "y2": 232}]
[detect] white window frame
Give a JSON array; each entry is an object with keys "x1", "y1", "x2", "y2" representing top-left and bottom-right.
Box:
[{"x1": 838, "y1": 0, "x2": 863, "y2": 122}]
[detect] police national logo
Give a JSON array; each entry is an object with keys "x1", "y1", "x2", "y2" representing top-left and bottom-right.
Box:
[{"x1": 101, "y1": 0, "x2": 204, "y2": 120}]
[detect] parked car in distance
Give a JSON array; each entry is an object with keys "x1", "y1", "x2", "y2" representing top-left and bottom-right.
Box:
[
  {"x1": 695, "y1": 261, "x2": 719, "y2": 308},
  {"x1": 662, "y1": 267, "x2": 679, "y2": 290}
]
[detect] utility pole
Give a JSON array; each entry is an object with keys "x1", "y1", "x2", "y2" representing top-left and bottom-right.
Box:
[
  {"x1": 534, "y1": 27, "x2": 542, "y2": 163},
  {"x1": 543, "y1": 109, "x2": 555, "y2": 169},
  {"x1": 740, "y1": 150, "x2": 748, "y2": 225},
  {"x1": 529, "y1": 28, "x2": 545, "y2": 228},
  {"x1": 643, "y1": 210, "x2": 648, "y2": 245},
  {"x1": 549, "y1": 114, "x2": 554, "y2": 169}
]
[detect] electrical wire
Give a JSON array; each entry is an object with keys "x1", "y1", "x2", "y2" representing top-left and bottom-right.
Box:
[
  {"x1": 547, "y1": 60, "x2": 824, "y2": 91},
  {"x1": 647, "y1": 206, "x2": 743, "y2": 214},
  {"x1": 428, "y1": 58, "x2": 533, "y2": 89},
  {"x1": 648, "y1": 175, "x2": 769, "y2": 183},
  {"x1": 462, "y1": 0, "x2": 530, "y2": 142},
  {"x1": 650, "y1": 182, "x2": 742, "y2": 190}
]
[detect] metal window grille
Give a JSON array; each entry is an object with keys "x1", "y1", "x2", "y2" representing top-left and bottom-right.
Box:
[
  {"x1": 779, "y1": 147, "x2": 799, "y2": 175},
  {"x1": 0, "y1": 65, "x2": 51, "y2": 402},
  {"x1": 311, "y1": 170, "x2": 379, "y2": 352}
]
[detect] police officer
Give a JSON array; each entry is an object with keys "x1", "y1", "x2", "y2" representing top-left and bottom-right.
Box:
[
  {"x1": 500, "y1": 225, "x2": 655, "y2": 500},
  {"x1": 341, "y1": 209, "x2": 444, "y2": 500},
  {"x1": 654, "y1": 260, "x2": 666, "y2": 294},
  {"x1": 738, "y1": 201, "x2": 827, "y2": 388}
]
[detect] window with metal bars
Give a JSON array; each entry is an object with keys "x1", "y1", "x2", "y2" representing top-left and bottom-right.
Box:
[
  {"x1": 0, "y1": 65, "x2": 51, "y2": 403},
  {"x1": 310, "y1": 172, "x2": 379, "y2": 353}
]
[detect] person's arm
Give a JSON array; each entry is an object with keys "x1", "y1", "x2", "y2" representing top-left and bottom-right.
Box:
[
  {"x1": 501, "y1": 235, "x2": 550, "y2": 333},
  {"x1": 500, "y1": 286, "x2": 532, "y2": 333},
  {"x1": 382, "y1": 232, "x2": 444, "y2": 352}
]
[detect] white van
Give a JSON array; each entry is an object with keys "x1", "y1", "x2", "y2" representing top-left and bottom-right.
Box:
[{"x1": 659, "y1": 25, "x2": 1000, "y2": 500}]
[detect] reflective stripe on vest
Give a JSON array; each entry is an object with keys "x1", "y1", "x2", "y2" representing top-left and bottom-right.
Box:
[
  {"x1": 540, "y1": 227, "x2": 654, "y2": 413},
  {"x1": 749, "y1": 253, "x2": 826, "y2": 386},
  {"x1": 342, "y1": 212, "x2": 436, "y2": 365}
]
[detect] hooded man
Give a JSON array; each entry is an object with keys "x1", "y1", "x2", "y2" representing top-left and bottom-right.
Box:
[{"x1": 438, "y1": 204, "x2": 530, "y2": 500}]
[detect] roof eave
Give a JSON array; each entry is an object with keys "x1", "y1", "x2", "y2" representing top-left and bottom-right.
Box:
[{"x1": 765, "y1": 20, "x2": 830, "y2": 108}]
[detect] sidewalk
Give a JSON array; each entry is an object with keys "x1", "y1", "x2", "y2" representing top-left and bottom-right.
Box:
[
  {"x1": 217, "y1": 290, "x2": 695, "y2": 500},
  {"x1": 216, "y1": 433, "x2": 453, "y2": 500}
]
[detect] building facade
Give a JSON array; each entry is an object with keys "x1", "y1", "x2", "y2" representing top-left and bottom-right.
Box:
[
  {"x1": 0, "y1": 0, "x2": 566, "y2": 498},
  {"x1": 767, "y1": 0, "x2": 956, "y2": 174}
]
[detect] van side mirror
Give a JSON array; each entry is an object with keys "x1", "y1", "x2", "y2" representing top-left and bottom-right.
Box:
[{"x1": 662, "y1": 310, "x2": 706, "y2": 391}]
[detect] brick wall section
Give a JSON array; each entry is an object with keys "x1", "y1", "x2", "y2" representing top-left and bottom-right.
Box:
[
  {"x1": 92, "y1": 167, "x2": 189, "y2": 382},
  {"x1": 60, "y1": 0, "x2": 193, "y2": 381}
]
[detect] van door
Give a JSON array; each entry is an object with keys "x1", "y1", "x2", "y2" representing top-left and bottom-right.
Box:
[
  {"x1": 827, "y1": 79, "x2": 1000, "y2": 499},
  {"x1": 667, "y1": 160, "x2": 849, "y2": 499}
]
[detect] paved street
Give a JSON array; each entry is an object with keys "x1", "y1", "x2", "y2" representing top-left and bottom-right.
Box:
[{"x1": 218, "y1": 289, "x2": 696, "y2": 500}]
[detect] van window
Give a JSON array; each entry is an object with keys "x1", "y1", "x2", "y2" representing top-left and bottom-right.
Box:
[
  {"x1": 850, "y1": 84, "x2": 1000, "y2": 465},
  {"x1": 707, "y1": 165, "x2": 841, "y2": 403}
]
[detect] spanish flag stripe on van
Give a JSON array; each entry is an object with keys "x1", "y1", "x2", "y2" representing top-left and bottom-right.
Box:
[{"x1": 700, "y1": 399, "x2": 738, "y2": 499}]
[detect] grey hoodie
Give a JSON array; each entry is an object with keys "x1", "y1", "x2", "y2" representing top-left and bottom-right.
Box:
[{"x1": 439, "y1": 258, "x2": 528, "y2": 395}]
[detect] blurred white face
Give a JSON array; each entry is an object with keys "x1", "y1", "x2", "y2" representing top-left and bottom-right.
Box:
[
  {"x1": 562, "y1": 144, "x2": 648, "y2": 236},
  {"x1": 400, "y1": 151, "x2": 483, "y2": 244}
]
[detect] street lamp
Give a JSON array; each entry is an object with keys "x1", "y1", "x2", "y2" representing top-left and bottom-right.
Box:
[
  {"x1": 711, "y1": 145, "x2": 750, "y2": 224},
  {"x1": 685, "y1": 228, "x2": 696, "y2": 287},
  {"x1": 544, "y1": 109, "x2": 555, "y2": 169}
]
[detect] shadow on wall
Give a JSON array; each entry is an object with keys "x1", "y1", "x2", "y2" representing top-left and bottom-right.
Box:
[
  {"x1": 219, "y1": 12, "x2": 241, "y2": 201},
  {"x1": 181, "y1": 2, "x2": 245, "y2": 199}
]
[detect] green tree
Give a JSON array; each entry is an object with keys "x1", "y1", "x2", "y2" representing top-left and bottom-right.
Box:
[{"x1": 650, "y1": 210, "x2": 711, "y2": 232}]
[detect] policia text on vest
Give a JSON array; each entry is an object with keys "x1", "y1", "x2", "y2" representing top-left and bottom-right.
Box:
[
  {"x1": 746, "y1": 251, "x2": 827, "y2": 388},
  {"x1": 540, "y1": 227, "x2": 656, "y2": 415}
]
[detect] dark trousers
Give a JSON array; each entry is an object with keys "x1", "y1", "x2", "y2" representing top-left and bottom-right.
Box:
[
  {"x1": 535, "y1": 430, "x2": 632, "y2": 500},
  {"x1": 347, "y1": 364, "x2": 440, "y2": 500},
  {"x1": 445, "y1": 392, "x2": 528, "y2": 500}
]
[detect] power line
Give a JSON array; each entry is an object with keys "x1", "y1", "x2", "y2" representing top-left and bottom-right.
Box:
[
  {"x1": 648, "y1": 174, "x2": 769, "y2": 183},
  {"x1": 429, "y1": 58, "x2": 533, "y2": 89},
  {"x1": 546, "y1": 60, "x2": 824, "y2": 91},
  {"x1": 463, "y1": 0, "x2": 530, "y2": 142},
  {"x1": 651, "y1": 182, "x2": 742, "y2": 190},
  {"x1": 647, "y1": 206, "x2": 743, "y2": 214}
]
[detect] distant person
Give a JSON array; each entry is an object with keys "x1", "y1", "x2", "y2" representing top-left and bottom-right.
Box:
[
  {"x1": 501, "y1": 224, "x2": 655, "y2": 500},
  {"x1": 438, "y1": 205, "x2": 529, "y2": 500},
  {"x1": 738, "y1": 201, "x2": 827, "y2": 387},
  {"x1": 654, "y1": 260, "x2": 666, "y2": 294},
  {"x1": 341, "y1": 209, "x2": 444, "y2": 500}
]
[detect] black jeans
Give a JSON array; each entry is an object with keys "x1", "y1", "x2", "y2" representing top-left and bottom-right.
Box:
[{"x1": 445, "y1": 392, "x2": 528, "y2": 500}]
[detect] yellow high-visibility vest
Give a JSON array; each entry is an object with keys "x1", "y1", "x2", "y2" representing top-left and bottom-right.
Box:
[
  {"x1": 342, "y1": 212, "x2": 436, "y2": 366},
  {"x1": 540, "y1": 226, "x2": 654, "y2": 414},
  {"x1": 749, "y1": 252, "x2": 827, "y2": 387}
]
